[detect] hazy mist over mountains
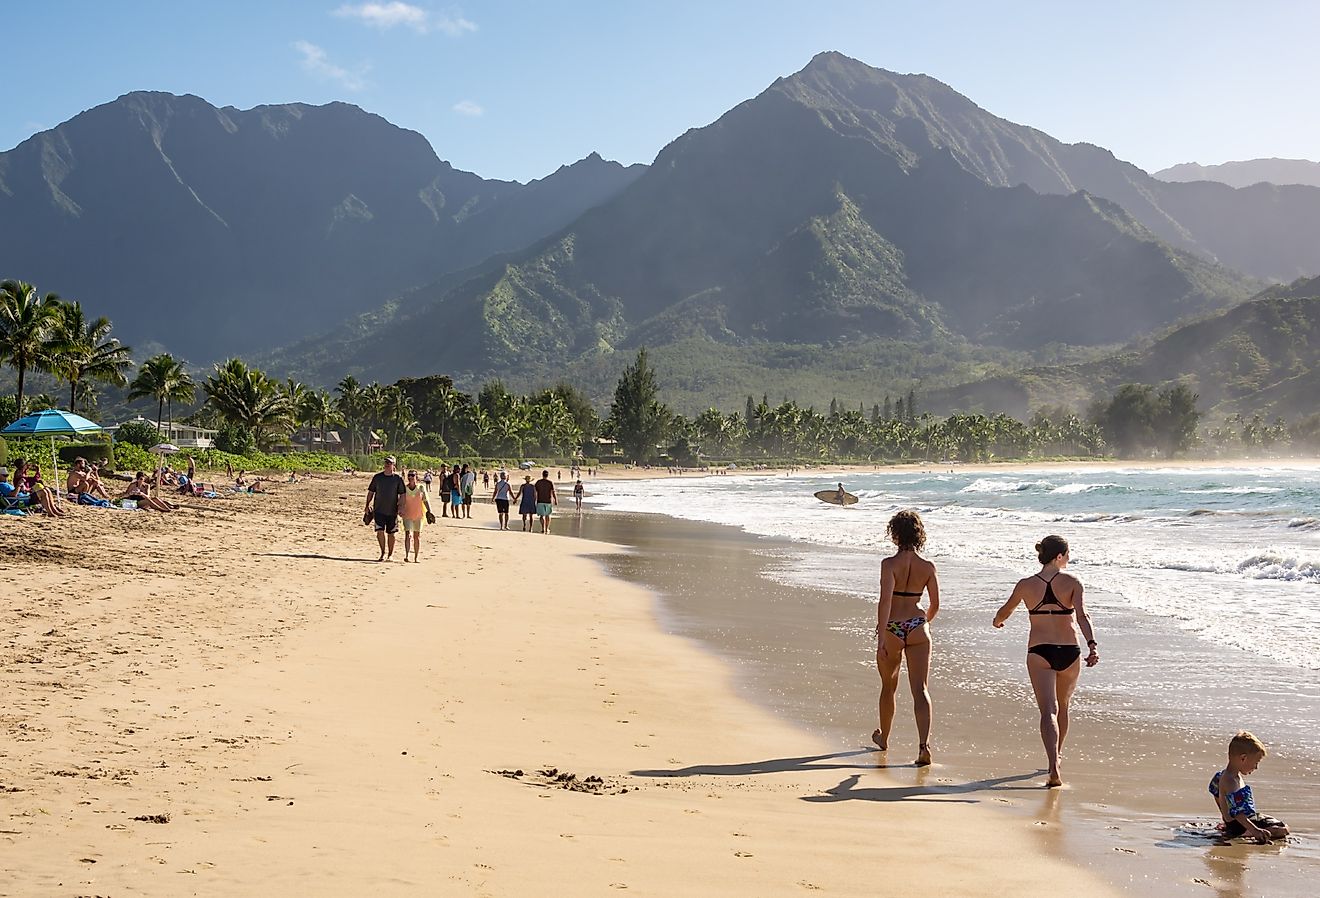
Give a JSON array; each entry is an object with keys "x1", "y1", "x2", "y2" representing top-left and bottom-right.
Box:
[
  {"x1": 4, "y1": 52, "x2": 1320, "y2": 414},
  {"x1": 1156, "y1": 158, "x2": 1320, "y2": 189}
]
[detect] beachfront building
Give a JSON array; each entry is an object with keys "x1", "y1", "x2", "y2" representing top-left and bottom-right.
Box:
[{"x1": 109, "y1": 417, "x2": 218, "y2": 450}]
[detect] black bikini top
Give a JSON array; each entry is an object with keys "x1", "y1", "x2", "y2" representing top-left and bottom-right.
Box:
[
  {"x1": 893, "y1": 590, "x2": 922, "y2": 597},
  {"x1": 1028, "y1": 573, "x2": 1073, "y2": 615}
]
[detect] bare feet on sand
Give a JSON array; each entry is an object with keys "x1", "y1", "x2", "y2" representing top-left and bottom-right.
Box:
[
  {"x1": 916, "y1": 743, "x2": 932, "y2": 767},
  {"x1": 871, "y1": 729, "x2": 887, "y2": 751}
]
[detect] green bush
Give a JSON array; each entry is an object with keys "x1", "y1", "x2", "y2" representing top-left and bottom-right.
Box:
[
  {"x1": 58, "y1": 443, "x2": 114, "y2": 466},
  {"x1": 414, "y1": 432, "x2": 448, "y2": 456},
  {"x1": 215, "y1": 423, "x2": 255, "y2": 455},
  {"x1": 114, "y1": 442, "x2": 156, "y2": 474},
  {"x1": 116, "y1": 420, "x2": 161, "y2": 448}
]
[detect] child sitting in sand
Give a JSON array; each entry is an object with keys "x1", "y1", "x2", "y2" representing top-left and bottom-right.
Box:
[{"x1": 1209, "y1": 731, "x2": 1289, "y2": 843}]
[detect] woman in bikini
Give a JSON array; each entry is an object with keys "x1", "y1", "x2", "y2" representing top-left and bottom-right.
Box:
[
  {"x1": 873, "y1": 510, "x2": 940, "y2": 766},
  {"x1": 993, "y1": 535, "x2": 1099, "y2": 787}
]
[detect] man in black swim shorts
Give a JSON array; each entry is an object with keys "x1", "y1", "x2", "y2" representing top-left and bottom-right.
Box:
[{"x1": 364, "y1": 456, "x2": 406, "y2": 561}]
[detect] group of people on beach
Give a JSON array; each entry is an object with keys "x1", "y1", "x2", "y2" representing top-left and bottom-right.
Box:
[
  {"x1": 874, "y1": 508, "x2": 1288, "y2": 843},
  {"x1": 362, "y1": 457, "x2": 587, "y2": 561}
]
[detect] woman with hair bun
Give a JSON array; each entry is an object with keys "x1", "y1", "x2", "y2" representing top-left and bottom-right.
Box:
[
  {"x1": 993, "y1": 535, "x2": 1099, "y2": 787},
  {"x1": 873, "y1": 509, "x2": 940, "y2": 766}
]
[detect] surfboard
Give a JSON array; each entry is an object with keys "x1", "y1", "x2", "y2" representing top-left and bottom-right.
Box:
[{"x1": 815, "y1": 488, "x2": 858, "y2": 506}]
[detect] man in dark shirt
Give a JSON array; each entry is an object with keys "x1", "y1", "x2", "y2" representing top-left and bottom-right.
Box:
[
  {"x1": 534, "y1": 469, "x2": 557, "y2": 534},
  {"x1": 364, "y1": 456, "x2": 407, "y2": 561}
]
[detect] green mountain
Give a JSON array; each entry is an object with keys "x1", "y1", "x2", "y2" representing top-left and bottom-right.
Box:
[
  {"x1": 266, "y1": 52, "x2": 1259, "y2": 405},
  {"x1": 0, "y1": 92, "x2": 644, "y2": 359},
  {"x1": 1156, "y1": 159, "x2": 1320, "y2": 190},
  {"x1": 928, "y1": 276, "x2": 1320, "y2": 420}
]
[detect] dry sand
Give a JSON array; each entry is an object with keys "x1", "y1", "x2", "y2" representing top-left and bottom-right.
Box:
[{"x1": 0, "y1": 475, "x2": 1126, "y2": 896}]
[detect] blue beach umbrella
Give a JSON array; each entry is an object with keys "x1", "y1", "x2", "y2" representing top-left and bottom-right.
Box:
[{"x1": 2, "y1": 409, "x2": 105, "y2": 492}]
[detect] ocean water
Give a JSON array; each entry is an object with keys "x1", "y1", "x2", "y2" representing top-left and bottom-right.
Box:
[{"x1": 590, "y1": 465, "x2": 1320, "y2": 756}]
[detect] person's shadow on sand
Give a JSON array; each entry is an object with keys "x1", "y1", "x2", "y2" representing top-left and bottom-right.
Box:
[
  {"x1": 631, "y1": 748, "x2": 878, "y2": 778},
  {"x1": 259, "y1": 552, "x2": 378, "y2": 564},
  {"x1": 803, "y1": 770, "x2": 1042, "y2": 805}
]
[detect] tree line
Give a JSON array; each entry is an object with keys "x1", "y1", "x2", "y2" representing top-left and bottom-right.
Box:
[{"x1": 4, "y1": 279, "x2": 1308, "y2": 464}]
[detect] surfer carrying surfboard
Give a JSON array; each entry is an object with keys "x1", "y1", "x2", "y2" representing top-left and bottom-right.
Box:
[
  {"x1": 836, "y1": 482, "x2": 847, "y2": 504},
  {"x1": 873, "y1": 510, "x2": 940, "y2": 767}
]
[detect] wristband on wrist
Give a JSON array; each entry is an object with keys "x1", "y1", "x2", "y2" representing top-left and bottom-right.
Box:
[{"x1": 1087, "y1": 640, "x2": 1097, "y2": 648}]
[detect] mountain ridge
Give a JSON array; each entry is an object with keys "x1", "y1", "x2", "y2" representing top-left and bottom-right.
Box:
[
  {"x1": 262, "y1": 53, "x2": 1261, "y2": 403},
  {"x1": 0, "y1": 90, "x2": 646, "y2": 359},
  {"x1": 1155, "y1": 158, "x2": 1320, "y2": 189}
]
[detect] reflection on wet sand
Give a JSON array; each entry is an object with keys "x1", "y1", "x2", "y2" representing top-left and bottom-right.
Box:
[{"x1": 574, "y1": 507, "x2": 1320, "y2": 897}]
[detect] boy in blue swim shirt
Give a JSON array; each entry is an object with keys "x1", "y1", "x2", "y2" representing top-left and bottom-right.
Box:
[{"x1": 1209, "y1": 731, "x2": 1289, "y2": 843}]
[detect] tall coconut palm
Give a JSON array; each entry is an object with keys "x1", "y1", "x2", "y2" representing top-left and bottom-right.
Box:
[
  {"x1": 0, "y1": 280, "x2": 64, "y2": 418},
  {"x1": 334, "y1": 376, "x2": 364, "y2": 453},
  {"x1": 300, "y1": 390, "x2": 344, "y2": 450},
  {"x1": 52, "y1": 301, "x2": 134, "y2": 413},
  {"x1": 128, "y1": 353, "x2": 196, "y2": 437},
  {"x1": 203, "y1": 359, "x2": 293, "y2": 450}
]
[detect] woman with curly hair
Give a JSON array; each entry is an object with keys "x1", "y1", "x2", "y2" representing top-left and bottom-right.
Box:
[{"x1": 873, "y1": 509, "x2": 940, "y2": 766}]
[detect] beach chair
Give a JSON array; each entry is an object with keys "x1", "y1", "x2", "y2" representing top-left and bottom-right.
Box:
[{"x1": 1, "y1": 487, "x2": 29, "y2": 516}]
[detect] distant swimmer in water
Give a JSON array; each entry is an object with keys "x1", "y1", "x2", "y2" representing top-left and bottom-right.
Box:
[
  {"x1": 993, "y1": 535, "x2": 1099, "y2": 787},
  {"x1": 873, "y1": 510, "x2": 940, "y2": 766}
]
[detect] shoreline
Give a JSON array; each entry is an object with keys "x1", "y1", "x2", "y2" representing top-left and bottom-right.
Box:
[
  {"x1": 590, "y1": 456, "x2": 1320, "y2": 481},
  {"x1": 2, "y1": 476, "x2": 1131, "y2": 896},
  {"x1": 575, "y1": 495, "x2": 1320, "y2": 896}
]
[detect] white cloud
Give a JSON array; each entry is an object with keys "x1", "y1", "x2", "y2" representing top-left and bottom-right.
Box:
[
  {"x1": 293, "y1": 40, "x2": 370, "y2": 91},
  {"x1": 333, "y1": 3, "x2": 476, "y2": 36},
  {"x1": 452, "y1": 100, "x2": 484, "y2": 117}
]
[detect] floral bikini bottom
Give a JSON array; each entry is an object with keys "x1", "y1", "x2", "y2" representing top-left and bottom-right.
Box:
[{"x1": 885, "y1": 615, "x2": 928, "y2": 643}]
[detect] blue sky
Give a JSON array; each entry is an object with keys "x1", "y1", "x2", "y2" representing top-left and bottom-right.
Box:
[{"x1": 3, "y1": 1, "x2": 1317, "y2": 183}]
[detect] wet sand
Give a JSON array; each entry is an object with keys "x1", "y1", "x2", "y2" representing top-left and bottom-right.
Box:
[{"x1": 572, "y1": 509, "x2": 1320, "y2": 897}]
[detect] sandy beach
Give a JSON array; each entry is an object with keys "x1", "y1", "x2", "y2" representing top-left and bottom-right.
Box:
[{"x1": 0, "y1": 473, "x2": 1139, "y2": 896}]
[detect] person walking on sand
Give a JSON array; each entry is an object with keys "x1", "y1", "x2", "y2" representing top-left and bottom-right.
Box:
[
  {"x1": 873, "y1": 510, "x2": 940, "y2": 766},
  {"x1": 574, "y1": 478, "x2": 584, "y2": 511},
  {"x1": 399, "y1": 470, "x2": 436, "y2": 562},
  {"x1": 438, "y1": 464, "x2": 451, "y2": 517},
  {"x1": 517, "y1": 474, "x2": 538, "y2": 532},
  {"x1": 492, "y1": 471, "x2": 513, "y2": 530},
  {"x1": 461, "y1": 463, "x2": 476, "y2": 519},
  {"x1": 534, "y1": 469, "x2": 558, "y2": 534},
  {"x1": 364, "y1": 456, "x2": 406, "y2": 561},
  {"x1": 992, "y1": 535, "x2": 1099, "y2": 787}
]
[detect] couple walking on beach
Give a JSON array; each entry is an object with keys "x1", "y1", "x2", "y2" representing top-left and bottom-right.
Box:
[
  {"x1": 874, "y1": 511, "x2": 1098, "y2": 786},
  {"x1": 362, "y1": 457, "x2": 436, "y2": 562}
]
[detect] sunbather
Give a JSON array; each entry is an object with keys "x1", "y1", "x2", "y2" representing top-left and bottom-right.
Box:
[
  {"x1": 2, "y1": 464, "x2": 66, "y2": 516},
  {"x1": 10, "y1": 459, "x2": 66, "y2": 516},
  {"x1": 122, "y1": 471, "x2": 175, "y2": 512}
]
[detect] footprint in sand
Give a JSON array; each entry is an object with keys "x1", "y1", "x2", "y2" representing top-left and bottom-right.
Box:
[{"x1": 734, "y1": 851, "x2": 753, "y2": 858}]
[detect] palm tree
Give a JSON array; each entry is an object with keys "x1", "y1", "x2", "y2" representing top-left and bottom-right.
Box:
[
  {"x1": 128, "y1": 353, "x2": 197, "y2": 437},
  {"x1": 0, "y1": 280, "x2": 64, "y2": 418},
  {"x1": 300, "y1": 390, "x2": 343, "y2": 450},
  {"x1": 202, "y1": 359, "x2": 293, "y2": 450},
  {"x1": 52, "y1": 302, "x2": 134, "y2": 413},
  {"x1": 334, "y1": 376, "x2": 365, "y2": 453}
]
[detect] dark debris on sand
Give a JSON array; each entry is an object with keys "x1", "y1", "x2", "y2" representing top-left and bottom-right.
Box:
[
  {"x1": 131, "y1": 813, "x2": 171, "y2": 824},
  {"x1": 487, "y1": 766, "x2": 632, "y2": 795}
]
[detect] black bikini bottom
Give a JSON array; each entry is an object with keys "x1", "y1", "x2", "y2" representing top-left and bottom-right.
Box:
[{"x1": 1028, "y1": 643, "x2": 1080, "y2": 672}]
